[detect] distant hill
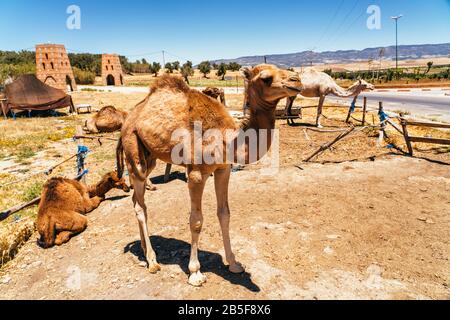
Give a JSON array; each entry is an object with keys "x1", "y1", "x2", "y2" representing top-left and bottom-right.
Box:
[{"x1": 211, "y1": 43, "x2": 450, "y2": 68}]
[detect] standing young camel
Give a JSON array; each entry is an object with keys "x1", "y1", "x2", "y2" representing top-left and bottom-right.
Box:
[
  {"x1": 286, "y1": 68, "x2": 374, "y2": 127},
  {"x1": 116, "y1": 65, "x2": 302, "y2": 286}
]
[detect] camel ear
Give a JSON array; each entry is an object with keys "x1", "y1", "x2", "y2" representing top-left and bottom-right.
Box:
[{"x1": 240, "y1": 66, "x2": 253, "y2": 81}]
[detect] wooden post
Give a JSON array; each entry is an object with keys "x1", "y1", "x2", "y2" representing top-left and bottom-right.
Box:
[
  {"x1": 400, "y1": 118, "x2": 414, "y2": 156},
  {"x1": 164, "y1": 163, "x2": 172, "y2": 183},
  {"x1": 362, "y1": 97, "x2": 367, "y2": 126}
]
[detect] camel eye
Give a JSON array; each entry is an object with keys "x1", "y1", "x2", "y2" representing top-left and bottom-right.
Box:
[{"x1": 290, "y1": 77, "x2": 300, "y2": 82}]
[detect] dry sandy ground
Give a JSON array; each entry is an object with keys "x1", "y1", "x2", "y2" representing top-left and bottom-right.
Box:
[{"x1": 0, "y1": 155, "x2": 449, "y2": 300}]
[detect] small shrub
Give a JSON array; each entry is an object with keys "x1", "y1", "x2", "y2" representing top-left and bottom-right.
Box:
[
  {"x1": 16, "y1": 146, "x2": 35, "y2": 160},
  {"x1": 73, "y1": 67, "x2": 95, "y2": 85},
  {"x1": 22, "y1": 181, "x2": 44, "y2": 202}
]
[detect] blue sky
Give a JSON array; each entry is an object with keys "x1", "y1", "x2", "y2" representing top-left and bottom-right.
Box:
[{"x1": 1, "y1": 0, "x2": 449, "y2": 64}]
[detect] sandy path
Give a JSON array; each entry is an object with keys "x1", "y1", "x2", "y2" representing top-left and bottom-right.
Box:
[{"x1": 0, "y1": 157, "x2": 449, "y2": 300}]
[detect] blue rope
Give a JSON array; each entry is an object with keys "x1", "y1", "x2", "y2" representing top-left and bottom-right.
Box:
[
  {"x1": 349, "y1": 100, "x2": 356, "y2": 113},
  {"x1": 75, "y1": 169, "x2": 89, "y2": 180},
  {"x1": 76, "y1": 145, "x2": 90, "y2": 176},
  {"x1": 379, "y1": 110, "x2": 389, "y2": 123}
]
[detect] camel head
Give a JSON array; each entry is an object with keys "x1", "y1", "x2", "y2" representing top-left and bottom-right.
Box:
[
  {"x1": 98, "y1": 171, "x2": 131, "y2": 195},
  {"x1": 240, "y1": 64, "x2": 302, "y2": 107},
  {"x1": 355, "y1": 79, "x2": 375, "y2": 92}
]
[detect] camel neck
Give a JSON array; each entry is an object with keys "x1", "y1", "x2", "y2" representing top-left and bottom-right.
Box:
[
  {"x1": 334, "y1": 83, "x2": 361, "y2": 98},
  {"x1": 232, "y1": 89, "x2": 278, "y2": 164},
  {"x1": 88, "y1": 180, "x2": 112, "y2": 198},
  {"x1": 246, "y1": 88, "x2": 277, "y2": 130}
]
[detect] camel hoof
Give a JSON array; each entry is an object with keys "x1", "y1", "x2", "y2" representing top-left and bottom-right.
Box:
[
  {"x1": 146, "y1": 185, "x2": 157, "y2": 191},
  {"x1": 188, "y1": 271, "x2": 207, "y2": 287},
  {"x1": 148, "y1": 262, "x2": 161, "y2": 274},
  {"x1": 229, "y1": 262, "x2": 245, "y2": 274}
]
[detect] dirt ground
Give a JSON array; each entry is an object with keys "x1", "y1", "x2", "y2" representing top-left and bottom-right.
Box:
[
  {"x1": 0, "y1": 90, "x2": 449, "y2": 300},
  {"x1": 0, "y1": 155, "x2": 449, "y2": 300}
]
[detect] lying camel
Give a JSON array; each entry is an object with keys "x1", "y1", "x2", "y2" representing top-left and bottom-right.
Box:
[
  {"x1": 37, "y1": 171, "x2": 130, "y2": 248},
  {"x1": 84, "y1": 106, "x2": 128, "y2": 134},
  {"x1": 202, "y1": 87, "x2": 226, "y2": 105},
  {"x1": 116, "y1": 64, "x2": 302, "y2": 286},
  {"x1": 285, "y1": 68, "x2": 375, "y2": 127}
]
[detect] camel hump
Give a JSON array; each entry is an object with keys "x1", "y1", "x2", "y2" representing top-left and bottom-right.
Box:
[{"x1": 150, "y1": 74, "x2": 190, "y2": 94}]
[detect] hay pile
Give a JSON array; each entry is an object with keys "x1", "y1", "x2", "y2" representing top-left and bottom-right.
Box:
[{"x1": 0, "y1": 218, "x2": 35, "y2": 267}]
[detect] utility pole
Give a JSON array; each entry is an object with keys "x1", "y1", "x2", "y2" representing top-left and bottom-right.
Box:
[
  {"x1": 391, "y1": 15, "x2": 403, "y2": 71},
  {"x1": 162, "y1": 50, "x2": 166, "y2": 69},
  {"x1": 264, "y1": 56, "x2": 267, "y2": 64}
]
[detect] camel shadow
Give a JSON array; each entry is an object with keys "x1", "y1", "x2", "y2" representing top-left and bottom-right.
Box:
[
  {"x1": 124, "y1": 236, "x2": 260, "y2": 292},
  {"x1": 150, "y1": 171, "x2": 187, "y2": 185},
  {"x1": 106, "y1": 195, "x2": 130, "y2": 202}
]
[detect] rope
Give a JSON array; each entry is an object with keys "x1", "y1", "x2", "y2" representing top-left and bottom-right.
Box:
[{"x1": 0, "y1": 153, "x2": 79, "y2": 188}]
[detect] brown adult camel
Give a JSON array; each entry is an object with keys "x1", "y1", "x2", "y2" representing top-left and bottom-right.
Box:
[
  {"x1": 116, "y1": 64, "x2": 302, "y2": 286},
  {"x1": 37, "y1": 171, "x2": 130, "y2": 248},
  {"x1": 84, "y1": 106, "x2": 128, "y2": 134},
  {"x1": 285, "y1": 68, "x2": 374, "y2": 127}
]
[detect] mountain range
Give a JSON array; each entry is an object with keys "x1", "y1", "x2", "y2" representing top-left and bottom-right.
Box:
[{"x1": 210, "y1": 43, "x2": 450, "y2": 68}]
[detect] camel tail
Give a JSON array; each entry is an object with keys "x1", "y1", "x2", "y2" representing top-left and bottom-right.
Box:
[{"x1": 116, "y1": 137, "x2": 125, "y2": 179}]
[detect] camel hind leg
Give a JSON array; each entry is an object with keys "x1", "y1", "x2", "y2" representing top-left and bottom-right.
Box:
[
  {"x1": 316, "y1": 95, "x2": 326, "y2": 128},
  {"x1": 124, "y1": 133, "x2": 160, "y2": 273},
  {"x1": 54, "y1": 211, "x2": 88, "y2": 246},
  {"x1": 131, "y1": 173, "x2": 160, "y2": 273}
]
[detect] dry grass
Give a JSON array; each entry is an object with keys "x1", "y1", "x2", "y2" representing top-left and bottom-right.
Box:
[{"x1": 0, "y1": 218, "x2": 35, "y2": 267}]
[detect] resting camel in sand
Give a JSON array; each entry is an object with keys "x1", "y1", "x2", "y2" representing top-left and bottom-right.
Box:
[
  {"x1": 116, "y1": 64, "x2": 302, "y2": 286},
  {"x1": 202, "y1": 87, "x2": 226, "y2": 106},
  {"x1": 84, "y1": 106, "x2": 128, "y2": 134},
  {"x1": 285, "y1": 68, "x2": 374, "y2": 127},
  {"x1": 37, "y1": 171, "x2": 130, "y2": 248}
]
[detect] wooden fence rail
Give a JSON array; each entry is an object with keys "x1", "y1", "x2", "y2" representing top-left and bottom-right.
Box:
[{"x1": 399, "y1": 118, "x2": 450, "y2": 156}]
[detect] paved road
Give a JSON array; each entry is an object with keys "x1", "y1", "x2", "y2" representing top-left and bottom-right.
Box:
[{"x1": 328, "y1": 88, "x2": 450, "y2": 122}]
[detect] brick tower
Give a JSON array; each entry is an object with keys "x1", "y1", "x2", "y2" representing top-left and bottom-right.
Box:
[
  {"x1": 35, "y1": 44, "x2": 77, "y2": 92},
  {"x1": 102, "y1": 54, "x2": 124, "y2": 86}
]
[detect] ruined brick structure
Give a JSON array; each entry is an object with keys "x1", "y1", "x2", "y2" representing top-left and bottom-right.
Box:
[
  {"x1": 35, "y1": 44, "x2": 77, "y2": 92},
  {"x1": 102, "y1": 54, "x2": 124, "y2": 86}
]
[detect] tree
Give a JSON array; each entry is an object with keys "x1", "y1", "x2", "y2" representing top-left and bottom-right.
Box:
[
  {"x1": 172, "y1": 61, "x2": 180, "y2": 71},
  {"x1": 216, "y1": 63, "x2": 228, "y2": 80},
  {"x1": 425, "y1": 61, "x2": 433, "y2": 74},
  {"x1": 227, "y1": 62, "x2": 242, "y2": 72},
  {"x1": 165, "y1": 62, "x2": 174, "y2": 73},
  {"x1": 181, "y1": 61, "x2": 194, "y2": 84},
  {"x1": 198, "y1": 61, "x2": 211, "y2": 78},
  {"x1": 150, "y1": 62, "x2": 161, "y2": 77}
]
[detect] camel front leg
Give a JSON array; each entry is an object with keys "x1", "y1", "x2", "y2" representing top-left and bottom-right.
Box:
[
  {"x1": 187, "y1": 171, "x2": 208, "y2": 287},
  {"x1": 316, "y1": 95, "x2": 326, "y2": 128},
  {"x1": 214, "y1": 166, "x2": 245, "y2": 274},
  {"x1": 133, "y1": 177, "x2": 160, "y2": 273}
]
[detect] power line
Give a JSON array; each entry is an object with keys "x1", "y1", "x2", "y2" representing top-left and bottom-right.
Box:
[
  {"x1": 314, "y1": 0, "x2": 345, "y2": 50},
  {"x1": 324, "y1": 0, "x2": 360, "y2": 45},
  {"x1": 328, "y1": 1, "x2": 368, "y2": 47}
]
